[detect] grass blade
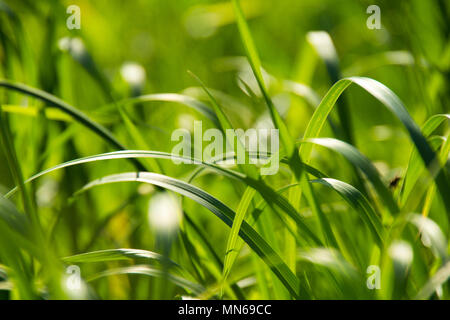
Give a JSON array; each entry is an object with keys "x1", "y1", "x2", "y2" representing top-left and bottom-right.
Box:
[
  {"x1": 74, "y1": 171, "x2": 301, "y2": 298},
  {"x1": 223, "y1": 187, "x2": 256, "y2": 284},
  {"x1": 0, "y1": 79, "x2": 145, "y2": 170},
  {"x1": 311, "y1": 178, "x2": 384, "y2": 245},
  {"x1": 305, "y1": 137, "x2": 399, "y2": 215},
  {"x1": 88, "y1": 265, "x2": 205, "y2": 296},
  {"x1": 299, "y1": 77, "x2": 450, "y2": 213}
]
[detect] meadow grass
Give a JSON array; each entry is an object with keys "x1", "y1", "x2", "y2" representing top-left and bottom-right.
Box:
[{"x1": 0, "y1": 0, "x2": 449, "y2": 300}]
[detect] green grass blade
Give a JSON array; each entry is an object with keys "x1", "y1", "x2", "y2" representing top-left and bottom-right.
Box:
[
  {"x1": 6, "y1": 150, "x2": 322, "y2": 246},
  {"x1": 311, "y1": 178, "x2": 384, "y2": 245},
  {"x1": 307, "y1": 31, "x2": 353, "y2": 143},
  {"x1": 74, "y1": 171, "x2": 301, "y2": 298},
  {"x1": 63, "y1": 248, "x2": 180, "y2": 269},
  {"x1": 231, "y1": 0, "x2": 293, "y2": 155},
  {"x1": 401, "y1": 114, "x2": 449, "y2": 205},
  {"x1": 407, "y1": 214, "x2": 447, "y2": 261},
  {"x1": 0, "y1": 79, "x2": 145, "y2": 170},
  {"x1": 299, "y1": 77, "x2": 450, "y2": 213},
  {"x1": 415, "y1": 261, "x2": 450, "y2": 300},
  {"x1": 88, "y1": 265, "x2": 205, "y2": 296},
  {"x1": 223, "y1": 187, "x2": 256, "y2": 284},
  {"x1": 119, "y1": 93, "x2": 219, "y2": 126},
  {"x1": 188, "y1": 71, "x2": 258, "y2": 179},
  {"x1": 231, "y1": 2, "x2": 331, "y2": 272},
  {"x1": 305, "y1": 137, "x2": 399, "y2": 215}
]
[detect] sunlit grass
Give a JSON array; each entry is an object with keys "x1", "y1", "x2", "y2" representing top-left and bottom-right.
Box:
[{"x1": 0, "y1": 0, "x2": 448, "y2": 300}]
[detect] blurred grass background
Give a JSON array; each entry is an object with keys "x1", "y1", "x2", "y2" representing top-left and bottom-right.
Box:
[{"x1": 0, "y1": 0, "x2": 448, "y2": 299}]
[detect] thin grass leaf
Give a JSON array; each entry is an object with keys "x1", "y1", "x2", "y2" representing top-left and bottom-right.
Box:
[
  {"x1": 223, "y1": 187, "x2": 256, "y2": 283},
  {"x1": 188, "y1": 71, "x2": 258, "y2": 179},
  {"x1": 63, "y1": 248, "x2": 181, "y2": 269},
  {"x1": 88, "y1": 265, "x2": 205, "y2": 296},
  {"x1": 119, "y1": 93, "x2": 219, "y2": 126},
  {"x1": 305, "y1": 137, "x2": 399, "y2": 215},
  {"x1": 6, "y1": 150, "x2": 322, "y2": 246},
  {"x1": 73, "y1": 171, "x2": 301, "y2": 298},
  {"x1": 311, "y1": 178, "x2": 384, "y2": 245},
  {"x1": 0, "y1": 104, "x2": 73, "y2": 122},
  {"x1": 401, "y1": 114, "x2": 449, "y2": 205},
  {"x1": 232, "y1": 0, "x2": 293, "y2": 155},
  {"x1": 299, "y1": 77, "x2": 450, "y2": 213},
  {"x1": 407, "y1": 214, "x2": 448, "y2": 261},
  {"x1": 0, "y1": 79, "x2": 145, "y2": 170},
  {"x1": 415, "y1": 261, "x2": 450, "y2": 299}
]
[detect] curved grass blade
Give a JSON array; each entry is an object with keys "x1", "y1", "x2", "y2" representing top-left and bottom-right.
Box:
[
  {"x1": 6, "y1": 150, "x2": 322, "y2": 246},
  {"x1": 232, "y1": 0, "x2": 293, "y2": 155},
  {"x1": 188, "y1": 71, "x2": 258, "y2": 179},
  {"x1": 0, "y1": 79, "x2": 145, "y2": 170},
  {"x1": 407, "y1": 214, "x2": 447, "y2": 261},
  {"x1": 307, "y1": 31, "x2": 353, "y2": 143},
  {"x1": 223, "y1": 187, "x2": 256, "y2": 285},
  {"x1": 63, "y1": 248, "x2": 181, "y2": 269},
  {"x1": 88, "y1": 265, "x2": 205, "y2": 296},
  {"x1": 232, "y1": 2, "x2": 333, "y2": 266},
  {"x1": 343, "y1": 51, "x2": 415, "y2": 76},
  {"x1": 119, "y1": 93, "x2": 219, "y2": 126},
  {"x1": 311, "y1": 178, "x2": 384, "y2": 245},
  {"x1": 305, "y1": 138, "x2": 399, "y2": 215},
  {"x1": 74, "y1": 171, "x2": 301, "y2": 298},
  {"x1": 401, "y1": 114, "x2": 449, "y2": 205},
  {"x1": 299, "y1": 77, "x2": 450, "y2": 213},
  {"x1": 415, "y1": 261, "x2": 450, "y2": 299}
]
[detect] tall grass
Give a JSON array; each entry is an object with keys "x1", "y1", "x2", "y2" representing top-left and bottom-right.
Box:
[{"x1": 0, "y1": 0, "x2": 448, "y2": 300}]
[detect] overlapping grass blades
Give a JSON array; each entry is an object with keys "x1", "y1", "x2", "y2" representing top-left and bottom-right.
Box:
[
  {"x1": 0, "y1": 79, "x2": 145, "y2": 170},
  {"x1": 299, "y1": 77, "x2": 450, "y2": 213},
  {"x1": 73, "y1": 171, "x2": 301, "y2": 298}
]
